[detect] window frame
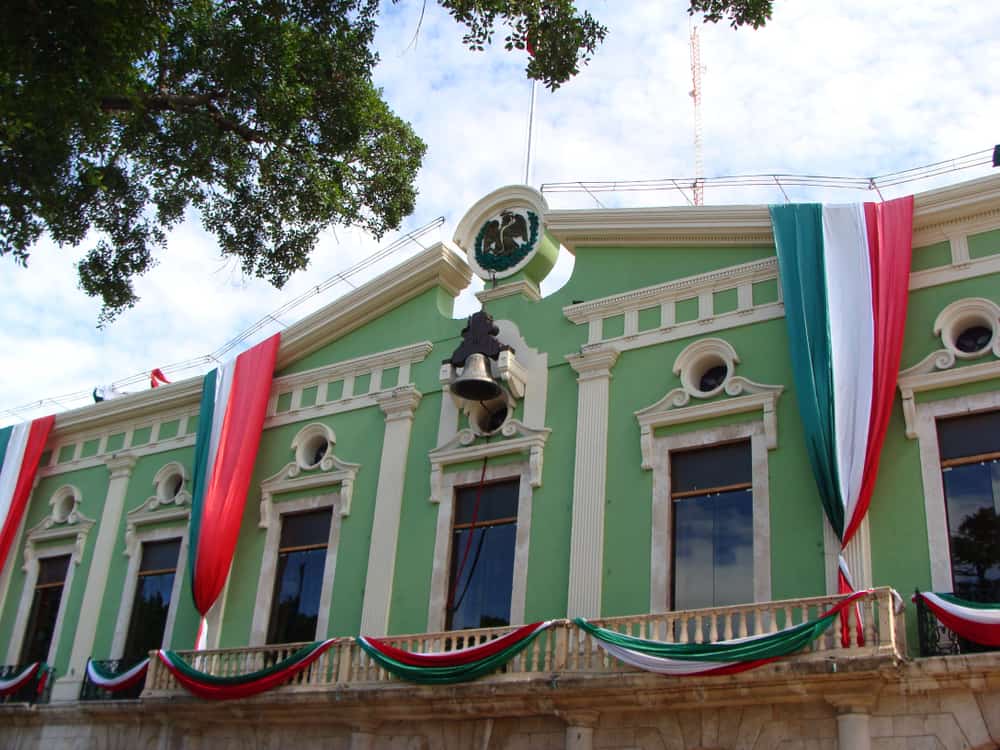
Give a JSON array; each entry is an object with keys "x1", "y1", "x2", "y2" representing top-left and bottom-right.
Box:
[
  {"x1": 427, "y1": 461, "x2": 534, "y2": 633},
  {"x1": 112, "y1": 526, "x2": 187, "y2": 659},
  {"x1": 910, "y1": 391, "x2": 1000, "y2": 592},
  {"x1": 250, "y1": 492, "x2": 343, "y2": 646},
  {"x1": 647, "y1": 422, "x2": 772, "y2": 613},
  {"x1": 445, "y1": 477, "x2": 521, "y2": 631}
]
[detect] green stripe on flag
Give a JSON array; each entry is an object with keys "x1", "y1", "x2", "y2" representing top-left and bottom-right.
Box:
[
  {"x1": 574, "y1": 610, "x2": 840, "y2": 663},
  {"x1": 358, "y1": 629, "x2": 547, "y2": 684},
  {"x1": 936, "y1": 593, "x2": 1000, "y2": 611},
  {"x1": 769, "y1": 203, "x2": 845, "y2": 539},
  {"x1": 188, "y1": 368, "x2": 217, "y2": 586},
  {"x1": 0, "y1": 425, "x2": 12, "y2": 473},
  {"x1": 162, "y1": 640, "x2": 326, "y2": 686}
]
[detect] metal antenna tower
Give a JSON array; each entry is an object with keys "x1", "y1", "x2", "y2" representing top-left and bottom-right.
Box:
[{"x1": 689, "y1": 24, "x2": 705, "y2": 205}]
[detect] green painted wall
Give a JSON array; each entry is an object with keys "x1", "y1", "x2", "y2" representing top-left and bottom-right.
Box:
[{"x1": 6, "y1": 218, "x2": 1000, "y2": 671}]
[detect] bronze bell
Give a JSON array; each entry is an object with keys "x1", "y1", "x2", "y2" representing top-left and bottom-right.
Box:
[{"x1": 451, "y1": 353, "x2": 503, "y2": 402}]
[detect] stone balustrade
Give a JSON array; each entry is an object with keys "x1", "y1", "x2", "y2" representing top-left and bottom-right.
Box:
[{"x1": 142, "y1": 588, "x2": 904, "y2": 698}]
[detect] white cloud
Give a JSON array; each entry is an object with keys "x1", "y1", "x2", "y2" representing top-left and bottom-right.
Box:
[{"x1": 3, "y1": 0, "x2": 999, "y2": 423}]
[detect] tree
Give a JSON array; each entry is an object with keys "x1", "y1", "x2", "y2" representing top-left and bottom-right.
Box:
[{"x1": 1, "y1": 1, "x2": 769, "y2": 324}]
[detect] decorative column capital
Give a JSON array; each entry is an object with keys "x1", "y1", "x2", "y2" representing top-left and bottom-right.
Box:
[
  {"x1": 826, "y1": 690, "x2": 879, "y2": 714},
  {"x1": 566, "y1": 347, "x2": 619, "y2": 382},
  {"x1": 558, "y1": 710, "x2": 600, "y2": 729},
  {"x1": 375, "y1": 385, "x2": 422, "y2": 422},
  {"x1": 105, "y1": 453, "x2": 138, "y2": 479}
]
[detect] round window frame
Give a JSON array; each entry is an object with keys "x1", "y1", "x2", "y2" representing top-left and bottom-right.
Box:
[
  {"x1": 933, "y1": 298, "x2": 1000, "y2": 361},
  {"x1": 292, "y1": 423, "x2": 336, "y2": 471},
  {"x1": 673, "y1": 338, "x2": 740, "y2": 399}
]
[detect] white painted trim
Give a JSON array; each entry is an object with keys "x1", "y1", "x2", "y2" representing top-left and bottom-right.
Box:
[
  {"x1": 905, "y1": 390, "x2": 1000, "y2": 592},
  {"x1": 672, "y1": 337, "x2": 740, "y2": 399},
  {"x1": 111, "y1": 523, "x2": 189, "y2": 659},
  {"x1": 426, "y1": 462, "x2": 534, "y2": 633},
  {"x1": 428, "y1": 421, "x2": 550, "y2": 505},
  {"x1": 250, "y1": 492, "x2": 344, "y2": 646},
  {"x1": 635, "y1": 379, "x2": 783, "y2": 469},
  {"x1": 643, "y1": 421, "x2": 772, "y2": 613},
  {"x1": 58, "y1": 454, "x2": 136, "y2": 698},
  {"x1": 565, "y1": 347, "x2": 619, "y2": 618},
  {"x1": 932, "y1": 298, "x2": 1000, "y2": 360},
  {"x1": 360, "y1": 387, "x2": 421, "y2": 636},
  {"x1": 454, "y1": 185, "x2": 549, "y2": 280},
  {"x1": 259, "y1": 453, "x2": 360, "y2": 519},
  {"x1": 7, "y1": 494, "x2": 96, "y2": 666},
  {"x1": 898, "y1": 355, "x2": 1000, "y2": 438},
  {"x1": 563, "y1": 257, "x2": 778, "y2": 325},
  {"x1": 476, "y1": 278, "x2": 542, "y2": 304}
]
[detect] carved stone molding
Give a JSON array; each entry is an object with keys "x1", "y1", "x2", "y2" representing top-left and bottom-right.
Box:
[
  {"x1": 672, "y1": 337, "x2": 740, "y2": 399},
  {"x1": 427, "y1": 420, "x2": 550, "y2": 504},
  {"x1": 374, "y1": 386, "x2": 422, "y2": 422},
  {"x1": 260, "y1": 454, "x2": 360, "y2": 522},
  {"x1": 898, "y1": 354, "x2": 1000, "y2": 439},
  {"x1": 23, "y1": 495, "x2": 95, "y2": 570},
  {"x1": 124, "y1": 464, "x2": 191, "y2": 557},
  {"x1": 933, "y1": 297, "x2": 1000, "y2": 360},
  {"x1": 566, "y1": 347, "x2": 620, "y2": 382},
  {"x1": 636, "y1": 379, "x2": 783, "y2": 469},
  {"x1": 105, "y1": 453, "x2": 138, "y2": 480}
]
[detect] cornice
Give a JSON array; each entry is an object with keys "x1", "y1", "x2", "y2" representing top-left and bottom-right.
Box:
[
  {"x1": 546, "y1": 173, "x2": 1000, "y2": 251},
  {"x1": 276, "y1": 242, "x2": 471, "y2": 369},
  {"x1": 566, "y1": 348, "x2": 620, "y2": 380},
  {"x1": 259, "y1": 454, "x2": 360, "y2": 519},
  {"x1": 476, "y1": 278, "x2": 542, "y2": 304}
]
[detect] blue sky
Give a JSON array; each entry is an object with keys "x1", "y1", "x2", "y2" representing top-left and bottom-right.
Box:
[{"x1": 2, "y1": 0, "x2": 999, "y2": 424}]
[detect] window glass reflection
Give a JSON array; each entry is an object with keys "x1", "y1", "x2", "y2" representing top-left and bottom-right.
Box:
[{"x1": 267, "y1": 508, "x2": 332, "y2": 644}]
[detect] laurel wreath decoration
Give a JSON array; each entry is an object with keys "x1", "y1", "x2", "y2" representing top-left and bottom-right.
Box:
[{"x1": 474, "y1": 210, "x2": 540, "y2": 273}]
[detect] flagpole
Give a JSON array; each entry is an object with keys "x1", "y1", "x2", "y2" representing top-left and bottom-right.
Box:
[{"x1": 523, "y1": 78, "x2": 537, "y2": 185}]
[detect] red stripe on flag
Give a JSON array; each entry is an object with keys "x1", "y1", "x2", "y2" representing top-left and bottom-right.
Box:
[
  {"x1": 364, "y1": 622, "x2": 545, "y2": 667},
  {"x1": 843, "y1": 196, "x2": 914, "y2": 547},
  {"x1": 192, "y1": 334, "x2": 280, "y2": 615},
  {"x1": 0, "y1": 416, "x2": 55, "y2": 574},
  {"x1": 919, "y1": 596, "x2": 1000, "y2": 647}
]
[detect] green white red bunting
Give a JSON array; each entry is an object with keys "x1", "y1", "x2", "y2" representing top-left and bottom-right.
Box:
[
  {"x1": 914, "y1": 592, "x2": 1000, "y2": 647},
  {"x1": 575, "y1": 592, "x2": 869, "y2": 677},
  {"x1": 86, "y1": 658, "x2": 150, "y2": 692},
  {"x1": 0, "y1": 662, "x2": 44, "y2": 696},
  {"x1": 358, "y1": 621, "x2": 553, "y2": 684},
  {"x1": 157, "y1": 639, "x2": 338, "y2": 700}
]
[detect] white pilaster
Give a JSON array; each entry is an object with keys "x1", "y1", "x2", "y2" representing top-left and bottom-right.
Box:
[
  {"x1": 565, "y1": 348, "x2": 619, "y2": 618},
  {"x1": 359, "y1": 386, "x2": 421, "y2": 636},
  {"x1": 51, "y1": 453, "x2": 136, "y2": 702}
]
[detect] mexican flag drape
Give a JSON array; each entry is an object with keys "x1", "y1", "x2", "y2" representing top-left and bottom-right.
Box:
[
  {"x1": 189, "y1": 334, "x2": 280, "y2": 646},
  {"x1": 0, "y1": 416, "x2": 55, "y2": 574},
  {"x1": 914, "y1": 592, "x2": 1000, "y2": 647},
  {"x1": 769, "y1": 199, "x2": 914, "y2": 595}
]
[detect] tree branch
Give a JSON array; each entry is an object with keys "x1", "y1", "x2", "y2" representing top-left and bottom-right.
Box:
[{"x1": 100, "y1": 93, "x2": 266, "y2": 143}]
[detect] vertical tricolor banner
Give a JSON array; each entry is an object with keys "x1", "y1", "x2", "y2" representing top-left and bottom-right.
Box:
[
  {"x1": 0, "y1": 416, "x2": 55, "y2": 577},
  {"x1": 769, "y1": 197, "x2": 914, "y2": 604},
  {"x1": 189, "y1": 334, "x2": 280, "y2": 646}
]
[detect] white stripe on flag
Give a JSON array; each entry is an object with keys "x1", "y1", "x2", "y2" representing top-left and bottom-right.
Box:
[
  {"x1": 821, "y1": 204, "x2": 874, "y2": 527},
  {"x1": 0, "y1": 423, "x2": 30, "y2": 529},
  {"x1": 596, "y1": 641, "x2": 738, "y2": 675},
  {"x1": 923, "y1": 593, "x2": 1000, "y2": 626},
  {"x1": 206, "y1": 361, "x2": 234, "y2": 476}
]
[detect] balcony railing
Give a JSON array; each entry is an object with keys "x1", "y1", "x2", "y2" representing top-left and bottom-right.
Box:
[{"x1": 143, "y1": 589, "x2": 904, "y2": 699}]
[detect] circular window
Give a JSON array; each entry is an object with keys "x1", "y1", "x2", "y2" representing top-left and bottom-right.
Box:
[
  {"x1": 303, "y1": 434, "x2": 329, "y2": 469},
  {"x1": 698, "y1": 364, "x2": 729, "y2": 394},
  {"x1": 955, "y1": 325, "x2": 993, "y2": 355},
  {"x1": 53, "y1": 492, "x2": 76, "y2": 523},
  {"x1": 934, "y1": 298, "x2": 1000, "y2": 361},
  {"x1": 674, "y1": 339, "x2": 738, "y2": 399}
]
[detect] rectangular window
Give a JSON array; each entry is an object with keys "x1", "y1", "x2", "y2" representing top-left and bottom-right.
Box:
[
  {"x1": 20, "y1": 554, "x2": 71, "y2": 664},
  {"x1": 267, "y1": 508, "x2": 332, "y2": 644},
  {"x1": 937, "y1": 410, "x2": 1000, "y2": 602},
  {"x1": 447, "y1": 479, "x2": 519, "y2": 630},
  {"x1": 671, "y1": 441, "x2": 753, "y2": 610},
  {"x1": 123, "y1": 539, "x2": 181, "y2": 661}
]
